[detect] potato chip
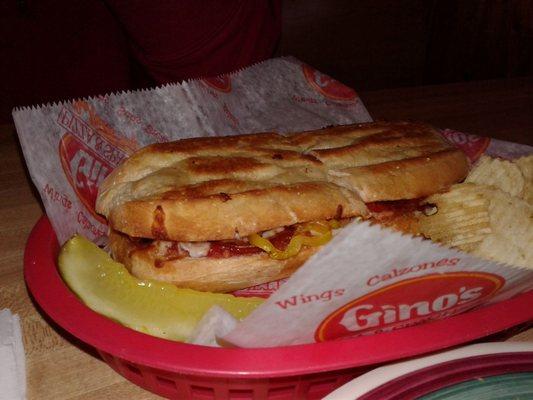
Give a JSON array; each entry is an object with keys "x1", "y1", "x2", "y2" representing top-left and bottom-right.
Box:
[
  {"x1": 516, "y1": 155, "x2": 533, "y2": 204},
  {"x1": 471, "y1": 185, "x2": 533, "y2": 268},
  {"x1": 420, "y1": 182, "x2": 533, "y2": 269},
  {"x1": 465, "y1": 155, "x2": 525, "y2": 198},
  {"x1": 420, "y1": 183, "x2": 491, "y2": 251},
  {"x1": 475, "y1": 234, "x2": 532, "y2": 270}
]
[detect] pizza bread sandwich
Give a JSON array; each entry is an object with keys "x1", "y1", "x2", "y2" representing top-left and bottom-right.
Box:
[{"x1": 95, "y1": 121, "x2": 469, "y2": 292}]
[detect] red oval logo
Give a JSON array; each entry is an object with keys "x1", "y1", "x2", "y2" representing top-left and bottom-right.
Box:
[
  {"x1": 315, "y1": 272, "x2": 504, "y2": 342},
  {"x1": 302, "y1": 64, "x2": 357, "y2": 101},
  {"x1": 441, "y1": 129, "x2": 491, "y2": 163},
  {"x1": 72, "y1": 101, "x2": 139, "y2": 155},
  {"x1": 202, "y1": 75, "x2": 232, "y2": 93},
  {"x1": 59, "y1": 133, "x2": 111, "y2": 223}
]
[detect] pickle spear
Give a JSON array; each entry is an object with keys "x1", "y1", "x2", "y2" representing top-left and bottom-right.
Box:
[{"x1": 58, "y1": 235, "x2": 263, "y2": 342}]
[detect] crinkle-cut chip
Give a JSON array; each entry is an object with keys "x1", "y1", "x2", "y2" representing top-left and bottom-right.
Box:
[
  {"x1": 473, "y1": 234, "x2": 532, "y2": 270},
  {"x1": 420, "y1": 183, "x2": 533, "y2": 269},
  {"x1": 473, "y1": 186, "x2": 533, "y2": 268},
  {"x1": 516, "y1": 155, "x2": 533, "y2": 204},
  {"x1": 419, "y1": 183, "x2": 491, "y2": 251},
  {"x1": 465, "y1": 155, "x2": 525, "y2": 198}
]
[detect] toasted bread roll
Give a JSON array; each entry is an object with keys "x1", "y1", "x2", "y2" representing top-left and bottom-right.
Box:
[{"x1": 97, "y1": 121, "x2": 468, "y2": 241}]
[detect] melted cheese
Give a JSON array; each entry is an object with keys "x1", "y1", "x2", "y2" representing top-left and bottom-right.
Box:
[{"x1": 179, "y1": 242, "x2": 211, "y2": 258}]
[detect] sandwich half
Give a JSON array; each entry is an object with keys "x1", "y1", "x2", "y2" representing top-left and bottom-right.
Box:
[{"x1": 96, "y1": 121, "x2": 468, "y2": 292}]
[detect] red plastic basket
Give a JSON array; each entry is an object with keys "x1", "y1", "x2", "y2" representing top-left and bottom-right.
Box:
[{"x1": 24, "y1": 216, "x2": 533, "y2": 400}]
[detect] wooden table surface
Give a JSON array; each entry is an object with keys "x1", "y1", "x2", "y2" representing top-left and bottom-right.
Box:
[{"x1": 1, "y1": 77, "x2": 532, "y2": 399}]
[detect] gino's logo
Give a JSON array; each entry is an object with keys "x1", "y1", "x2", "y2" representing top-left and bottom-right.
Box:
[
  {"x1": 302, "y1": 64, "x2": 357, "y2": 101},
  {"x1": 315, "y1": 272, "x2": 504, "y2": 342},
  {"x1": 57, "y1": 102, "x2": 134, "y2": 222},
  {"x1": 202, "y1": 75, "x2": 232, "y2": 93},
  {"x1": 59, "y1": 134, "x2": 110, "y2": 222}
]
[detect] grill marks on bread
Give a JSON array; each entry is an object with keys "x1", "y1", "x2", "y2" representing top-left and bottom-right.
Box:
[
  {"x1": 97, "y1": 122, "x2": 468, "y2": 241},
  {"x1": 186, "y1": 156, "x2": 264, "y2": 175},
  {"x1": 308, "y1": 127, "x2": 448, "y2": 167}
]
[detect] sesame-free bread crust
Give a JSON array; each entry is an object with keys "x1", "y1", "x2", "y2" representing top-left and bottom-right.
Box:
[{"x1": 97, "y1": 121, "x2": 468, "y2": 241}]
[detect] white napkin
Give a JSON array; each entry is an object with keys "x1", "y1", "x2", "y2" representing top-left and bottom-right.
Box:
[
  {"x1": 187, "y1": 306, "x2": 238, "y2": 347},
  {"x1": 0, "y1": 309, "x2": 26, "y2": 400}
]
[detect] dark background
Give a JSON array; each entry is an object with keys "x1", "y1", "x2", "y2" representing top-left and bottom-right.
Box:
[{"x1": 1, "y1": 0, "x2": 532, "y2": 124}]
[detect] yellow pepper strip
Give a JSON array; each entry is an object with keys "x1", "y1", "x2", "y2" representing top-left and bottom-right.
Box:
[
  {"x1": 248, "y1": 220, "x2": 338, "y2": 260},
  {"x1": 327, "y1": 219, "x2": 341, "y2": 229}
]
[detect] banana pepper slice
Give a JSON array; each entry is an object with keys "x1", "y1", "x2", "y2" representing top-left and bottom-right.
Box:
[{"x1": 248, "y1": 220, "x2": 337, "y2": 260}]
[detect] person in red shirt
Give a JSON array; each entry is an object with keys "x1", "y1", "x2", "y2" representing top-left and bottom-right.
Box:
[
  {"x1": 103, "y1": 0, "x2": 282, "y2": 84},
  {"x1": 1, "y1": 0, "x2": 280, "y2": 122}
]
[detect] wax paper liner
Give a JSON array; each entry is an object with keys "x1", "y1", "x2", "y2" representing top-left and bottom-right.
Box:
[
  {"x1": 12, "y1": 57, "x2": 371, "y2": 245},
  {"x1": 224, "y1": 221, "x2": 533, "y2": 347}
]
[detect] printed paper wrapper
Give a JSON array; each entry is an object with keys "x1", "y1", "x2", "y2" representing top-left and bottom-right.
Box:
[
  {"x1": 223, "y1": 221, "x2": 533, "y2": 347},
  {"x1": 12, "y1": 57, "x2": 533, "y2": 347},
  {"x1": 13, "y1": 57, "x2": 371, "y2": 245}
]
